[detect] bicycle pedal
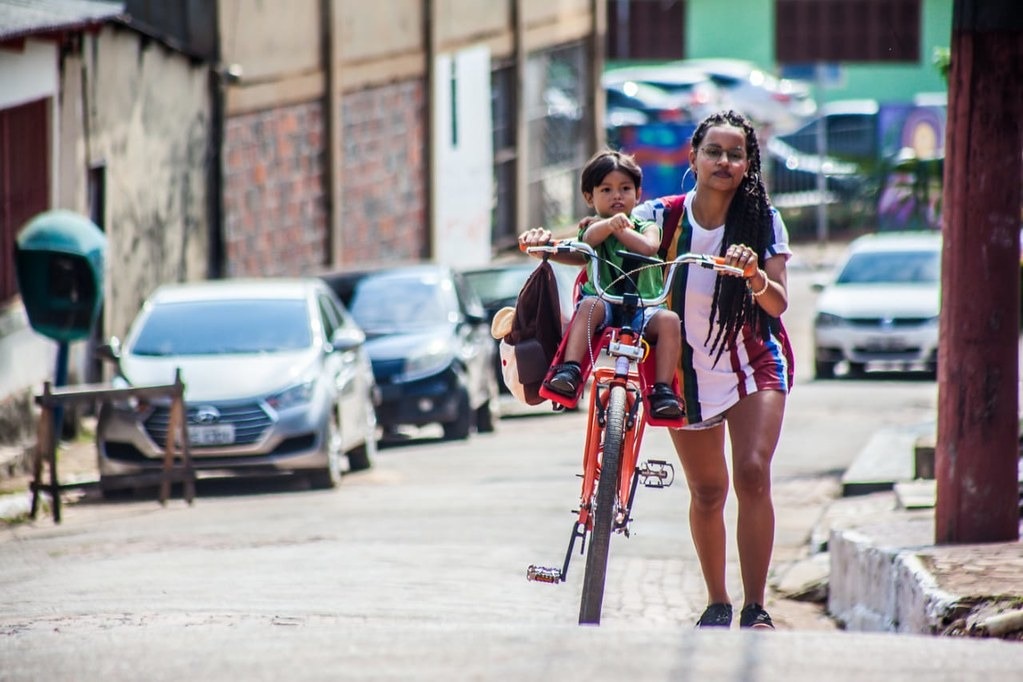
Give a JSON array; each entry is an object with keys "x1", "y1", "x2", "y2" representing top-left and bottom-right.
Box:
[
  {"x1": 638, "y1": 459, "x2": 675, "y2": 488},
  {"x1": 526, "y1": 565, "x2": 563, "y2": 583}
]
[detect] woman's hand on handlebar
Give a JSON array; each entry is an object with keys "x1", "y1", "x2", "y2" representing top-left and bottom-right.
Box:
[{"x1": 722, "y1": 243, "x2": 759, "y2": 279}]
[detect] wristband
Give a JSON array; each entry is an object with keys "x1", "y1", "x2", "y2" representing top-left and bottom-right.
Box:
[{"x1": 749, "y1": 269, "x2": 769, "y2": 297}]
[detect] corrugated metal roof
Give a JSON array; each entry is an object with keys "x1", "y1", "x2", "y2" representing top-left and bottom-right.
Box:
[{"x1": 0, "y1": 0, "x2": 126, "y2": 42}]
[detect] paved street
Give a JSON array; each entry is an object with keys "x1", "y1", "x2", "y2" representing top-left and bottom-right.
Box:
[
  {"x1": 3, "y1": 405, "x2": 1023, "y2": 680},
  {"x1": 3, "y1": 250, "x2": 1023, "y2": 679}
]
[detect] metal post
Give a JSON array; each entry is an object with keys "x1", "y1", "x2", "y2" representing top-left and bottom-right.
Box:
[{"x1": 814, "y1": 62, "x2": 828, "y2": 246}]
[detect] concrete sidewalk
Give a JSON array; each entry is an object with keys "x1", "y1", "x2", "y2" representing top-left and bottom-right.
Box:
[{"x1": 823, "y1": 424, "x2": 1023, "y2": 641}]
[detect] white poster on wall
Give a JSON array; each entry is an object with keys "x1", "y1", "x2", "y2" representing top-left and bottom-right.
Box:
[{"x1": 431, "y1": 45, "x2": 493, "y2": 268}]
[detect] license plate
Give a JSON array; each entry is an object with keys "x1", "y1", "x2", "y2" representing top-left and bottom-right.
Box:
[
  {"x1": 863, "y1": 335, "x2": 907, "y2": 351},
  {"x1": 187, "y1": 424, "x2": 236, "y2": 446}
]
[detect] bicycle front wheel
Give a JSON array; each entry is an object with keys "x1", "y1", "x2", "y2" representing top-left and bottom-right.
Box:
[{"x1": 578, "y1": 384, "x2": 626, "y2": 625}]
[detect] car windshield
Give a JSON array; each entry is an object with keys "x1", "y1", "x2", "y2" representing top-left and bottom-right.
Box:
[
  {"x1": 349, "y1": 273, "x2": 454, "y2": 331},
  {"x1": 836, "y1": 249, "x2": 939, "y2": 285},
  {"x1": 131, "y1": 299, "x2": 312, "y2": 356},
  {"x1": 463, "y1": 266, "x2": 533, "y2": 305}
]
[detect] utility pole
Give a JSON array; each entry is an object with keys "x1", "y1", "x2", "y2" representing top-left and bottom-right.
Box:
[{"x1": 935, "y1": 0, "x2": 1023, "y2": 544}]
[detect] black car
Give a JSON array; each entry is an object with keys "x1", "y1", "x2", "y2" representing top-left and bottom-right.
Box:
[
  {"x1": 321, "y1": 264, "x2": 498, "y2": 440},
  {"x1": 461, "y1": 259, "x2": 579, "y2": 396}
]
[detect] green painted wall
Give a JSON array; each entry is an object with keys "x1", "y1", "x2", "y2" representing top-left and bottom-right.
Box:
[
  {"x1": 686, "y1": 0, "x2": 775, "y2": 68},
  {"x1": 682, "y1": 0, "x2": 950, "y2": 104}
]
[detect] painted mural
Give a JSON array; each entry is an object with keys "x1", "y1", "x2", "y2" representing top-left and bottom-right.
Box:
[{"x1": 876, "y1": 103, "x2": 946, "y2": 231}]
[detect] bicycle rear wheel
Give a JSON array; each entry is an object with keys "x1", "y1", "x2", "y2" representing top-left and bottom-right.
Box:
[{"x1": 578, "y1": 384, "x2": 626, "y2": 625}]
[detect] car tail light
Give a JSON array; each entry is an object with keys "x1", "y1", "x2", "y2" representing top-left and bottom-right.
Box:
[{"x1": 657, "y1": 109, "x2": 689, "y2": 123}]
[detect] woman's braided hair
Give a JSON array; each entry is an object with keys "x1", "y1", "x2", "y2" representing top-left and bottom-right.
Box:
[{"x1": 690, "y1": 110, "x2": 781, "y2": 364}]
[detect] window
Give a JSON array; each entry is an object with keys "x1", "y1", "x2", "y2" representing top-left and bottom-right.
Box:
[
  {"x1": 525, "y1": 42, "x2": 590, "y2": 232},
  {"x1": 491, "y1": 62, "x2": 518, "y2": 251},
  {"x1": 606, "y1": 0, "x2": 686, "y2": 61},
  {"x1": 776, "y1": 0, "x2": 920, "y2": 63}
]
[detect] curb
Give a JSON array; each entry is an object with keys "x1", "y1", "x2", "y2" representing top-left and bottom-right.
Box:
[{"x1": 826, "y1": 421, "x2": 1023, "y2": 638}]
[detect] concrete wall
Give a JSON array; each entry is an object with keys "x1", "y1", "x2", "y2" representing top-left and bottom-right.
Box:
[
  {"x1": 79, "y1": 26, "x2": 212, "y2": 339},
  {"x1": 222, "y1": 0, "x2": 600, "y2": 270}
]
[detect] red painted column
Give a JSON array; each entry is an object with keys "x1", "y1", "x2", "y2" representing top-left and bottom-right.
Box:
[{"x1": 935, "y1": 1, "x2": 1023, "y2": 544}]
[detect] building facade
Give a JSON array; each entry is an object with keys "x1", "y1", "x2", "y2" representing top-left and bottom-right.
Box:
[{"x1": 0, "y1": 0, "x2": 605, "y2": 449}]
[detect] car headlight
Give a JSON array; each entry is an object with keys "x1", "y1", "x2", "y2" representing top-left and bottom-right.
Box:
[
  {"x1": 815, "y1": 312, "x2": 844, "y2": 328},
  {"x1": 402, "y1": 338, "x2": 453, "y2": 381},
  {"x1": 108, "y1": 375, "x2": 154, "y2": 415},
  {"x1": 266, "y1": 379, "x2": 316, "y2": 411}
]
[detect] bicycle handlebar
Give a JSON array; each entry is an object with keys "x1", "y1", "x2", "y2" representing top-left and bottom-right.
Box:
[{"x1": 525, "y1": 240, "x2": 750, "y2": 307}]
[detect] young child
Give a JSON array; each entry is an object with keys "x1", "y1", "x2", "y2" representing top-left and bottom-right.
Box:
[{"x1": 543, "y1": 150, "x2": 683, "y2": 419}]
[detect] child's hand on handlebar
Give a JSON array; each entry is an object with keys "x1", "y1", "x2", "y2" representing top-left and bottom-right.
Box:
[{"x1": 518, "y1": 227, "x2": 554, "y2": 251}]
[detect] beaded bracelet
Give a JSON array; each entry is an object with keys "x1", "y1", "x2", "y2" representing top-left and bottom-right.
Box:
[{"x1": 749, "y1": 269, "x2": 769, "y2": 297}]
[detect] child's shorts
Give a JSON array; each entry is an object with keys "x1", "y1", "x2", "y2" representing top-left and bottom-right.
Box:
[{"x1": 577, "y1": 295, "x2": 663, "y2": 334}]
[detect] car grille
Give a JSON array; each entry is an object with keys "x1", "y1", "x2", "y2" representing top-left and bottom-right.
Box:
[
  {"x1": 144, "y1": 403, "x2": 272, "y2": 447},
  {"x1": 846, "y1": 317, "x2": 932, "y2": 328}
]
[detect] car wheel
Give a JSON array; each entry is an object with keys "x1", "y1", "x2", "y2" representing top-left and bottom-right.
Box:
[
  {"x1": 475, "y1": 400, "x2": 495, "y2": 433},
  {"x1": 814, "y1": 359, "x2": 836, "y2": 380},
  {"x1": 309, "y1": 409, "x2": 343, "y2": 489},
  {"x1": 442, "y1": 388, "x2": 472, "y2": 441},
  {"x1": 347, "y1": 402, "x2": 377, "y2": 472},
  {"x1": 847, "y1": 362, "x2": 867, "y2": 378}
]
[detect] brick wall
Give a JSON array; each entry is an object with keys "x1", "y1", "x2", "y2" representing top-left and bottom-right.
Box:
[
  {"x1": 222, "y1": 100, "x2": 328, "y2": 277},
  {"x1": 339, "y1": 79, "x2": 428, "y2": 266}
]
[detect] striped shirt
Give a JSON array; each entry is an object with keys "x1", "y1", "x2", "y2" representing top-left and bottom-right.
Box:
[{"x1": 634, "y1": 192, "x2": 795, "y2": 425}]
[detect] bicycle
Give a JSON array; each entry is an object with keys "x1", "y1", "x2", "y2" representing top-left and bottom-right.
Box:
[{"x1": 523, "y1": 240, "x2": 749, "y2": 625}]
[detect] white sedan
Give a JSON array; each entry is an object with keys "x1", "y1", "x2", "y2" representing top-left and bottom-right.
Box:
[{"x1": 812, "y1": 231, "x2": 942, "y2": 379}]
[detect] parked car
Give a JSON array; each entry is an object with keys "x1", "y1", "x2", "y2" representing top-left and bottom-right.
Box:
[
  {"x1": 771, "y1": 99, "x2": 880, "y2": 159},
  {"x1": 765, "y1": 99, "x2": 881, "y2": 202},
  {"x1": 812, "y1": 231, "x2": 941, "y2": 379},
  {"x1": 602, "y1": 65, "x2": 724, "y2": 123},
  {"x1": 603, "y1": 78, "x2": 697, "y2": 127},
  {"x1": 96, "y1": 278, "x2": 379, "y2": 496},
  {"x1": 677, "y1": 58, "x2": 817, "y2": 133},
  {"x1": 321, "y1": 264, "x2": 498, "y2": 440},
  {"x1": 461, "y1": 258, "x2": 581, "y2": 396}
]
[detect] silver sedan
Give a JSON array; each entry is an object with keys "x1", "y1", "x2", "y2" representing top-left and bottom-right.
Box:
[{"x1": 96, "y1": 278, "x2": 379, "y2": 496}]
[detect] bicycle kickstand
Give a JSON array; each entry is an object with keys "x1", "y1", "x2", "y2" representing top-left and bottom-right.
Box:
[{"x1": 526, "y1": 520, "x2": 587, "y2": 584}]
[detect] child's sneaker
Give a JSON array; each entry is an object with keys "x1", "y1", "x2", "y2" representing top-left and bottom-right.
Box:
[
  {"x1": 648, "y1": 383, "x2": 683, "y2": 419},
  {"x1": 544, "y1": 362, "x2": 582, "y2": 397}
]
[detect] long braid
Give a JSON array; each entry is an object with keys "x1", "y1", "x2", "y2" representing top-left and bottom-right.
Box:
[{"x1": 691, "y1": 111, "x2": 778, "y2": 364}]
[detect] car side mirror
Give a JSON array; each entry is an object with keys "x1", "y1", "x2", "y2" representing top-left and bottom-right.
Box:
[
  {"x1": 330, "y1": 327, "x2": 365, "y2": 352},
  {"x1": 810, "y1": 275, "x2": 829, "y2": 292},
  {"x1": 95, "y1": 337, "x2": 122, "y2": 363}
]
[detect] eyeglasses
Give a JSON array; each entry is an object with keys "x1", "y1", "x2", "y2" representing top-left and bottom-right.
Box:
[{"x1": 699, "y1": 145, "x2": 747, "y2": 164}]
